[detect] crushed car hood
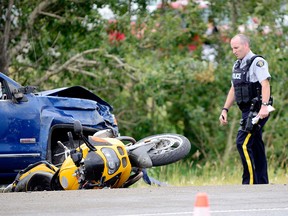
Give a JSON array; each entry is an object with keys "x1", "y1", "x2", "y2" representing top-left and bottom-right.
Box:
[{"x1": 37, "y1": 86, "x2": 113, "y2": 111}]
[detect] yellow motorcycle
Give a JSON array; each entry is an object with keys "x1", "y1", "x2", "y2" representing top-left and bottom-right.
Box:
[{"x1": 4, "y1": 121, "x2": 191, "y2": 192}]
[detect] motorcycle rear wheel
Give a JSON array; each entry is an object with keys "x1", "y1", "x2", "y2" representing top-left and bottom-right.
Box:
[{"x1": 136, "y1": 134, "x2": 191, "y2": 166}]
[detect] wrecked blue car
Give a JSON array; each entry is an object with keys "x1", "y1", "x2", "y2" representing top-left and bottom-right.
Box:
[{"x1": 0, "y1": 72, "x2": 118, "y2": 183}]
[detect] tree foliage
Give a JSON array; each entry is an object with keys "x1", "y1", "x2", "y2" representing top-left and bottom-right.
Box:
[{"x1": 1, "y1": 0, "x2": 287, "y2": 169}]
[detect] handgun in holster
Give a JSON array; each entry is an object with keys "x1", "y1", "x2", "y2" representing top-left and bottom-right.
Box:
[{"x1": 240, "y1": 88, "x2": 262, "y2": 133}]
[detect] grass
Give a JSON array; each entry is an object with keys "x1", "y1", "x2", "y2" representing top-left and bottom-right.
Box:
[{"x1": 133, "y1": 159, "x2": 288, "y2": 187}]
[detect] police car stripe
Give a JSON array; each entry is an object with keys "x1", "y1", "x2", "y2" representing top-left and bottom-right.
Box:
[{"x1": 242, "y1": 133, "x2": 254, "y2": 184}]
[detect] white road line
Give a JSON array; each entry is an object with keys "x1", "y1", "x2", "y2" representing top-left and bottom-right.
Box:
[
  {"x1": 118, "y1": 213, "x2": 191, "y2": 216},
  {"x1": 212, "y1": 207, "x2": 288, "y2": 213},
  {"x1": 118, "y1": 207, "x2": 288, "y2": 216}
]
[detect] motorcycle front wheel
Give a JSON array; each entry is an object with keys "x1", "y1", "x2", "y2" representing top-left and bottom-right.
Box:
[{"x1": 136, "y1": 134, "x2": 191, "y2": 166}]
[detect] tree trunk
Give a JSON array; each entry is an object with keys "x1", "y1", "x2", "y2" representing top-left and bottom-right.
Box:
[
  {"x1": 230, "y1": 0, "x2": 239, "y2": 32},
  {"x1": 0, "y1": 0, "x2": 13, "y2": 75}
]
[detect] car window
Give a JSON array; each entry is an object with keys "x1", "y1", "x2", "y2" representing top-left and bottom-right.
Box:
[
  {"x1": 0, "y1": 81, "x2": 4, "y2": 99},
  {"x1": 0, "y1": 79, "x2": 10, "y2": 100},
  {"x1": 0, "y1": 81, "x2": 2, "y2": 99}
]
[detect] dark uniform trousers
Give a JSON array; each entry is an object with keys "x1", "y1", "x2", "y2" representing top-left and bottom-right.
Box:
[{"x1": 236, "y1": 109, "x2": 269, "y2": 184}]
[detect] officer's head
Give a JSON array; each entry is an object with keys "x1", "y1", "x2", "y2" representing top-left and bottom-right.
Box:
[{"x1": 230, "y1": 34, "x2": 250, "y2": 60}]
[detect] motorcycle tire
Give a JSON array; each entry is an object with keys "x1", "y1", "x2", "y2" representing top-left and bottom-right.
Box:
[{"x1": 136, "y1": 134, "x2": 191, "y2": 166}]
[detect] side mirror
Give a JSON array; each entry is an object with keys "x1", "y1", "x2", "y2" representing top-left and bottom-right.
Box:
[
  {"x1": 12, "y1": 89, "x2": 28, "y2": 102},
  {"x1": 74, "y1": 120, "x2": 83, "y2": 137},
  {"x1": 74, "y1": 120, "x2": 96, "y2": 152},
  {"x1": 12, "y1": 86, "x2": 36, "y2": 103}
]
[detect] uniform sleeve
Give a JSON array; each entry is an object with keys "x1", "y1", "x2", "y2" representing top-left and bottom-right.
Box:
[{"x1": 251, "y1": 57, "x2": 271, "y2": 83}]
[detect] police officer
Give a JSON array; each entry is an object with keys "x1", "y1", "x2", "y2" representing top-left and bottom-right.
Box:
[{"x1": 219, "y1": 34, "x2": 271, "y2": 184}]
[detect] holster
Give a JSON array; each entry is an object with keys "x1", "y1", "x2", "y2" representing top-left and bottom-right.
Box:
[
  {"x1": 239, "y1": 96, "x2": 261, "y2": 133},
  {"x1": 239, "y1": 115, "x2": 260, "y2": 133}
]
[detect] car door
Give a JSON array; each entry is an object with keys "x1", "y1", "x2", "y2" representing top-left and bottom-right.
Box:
[{"x1": 0, "y1": 78, "x2": 42, "y2": 178}]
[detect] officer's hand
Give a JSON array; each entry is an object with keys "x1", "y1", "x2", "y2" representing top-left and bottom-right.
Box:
[
  {"x1": 219, "y1": 111, "x2": 228, "y2": 126},
  {"x1": 258, "y1": 105, "x2": 269, "y2": 119}
]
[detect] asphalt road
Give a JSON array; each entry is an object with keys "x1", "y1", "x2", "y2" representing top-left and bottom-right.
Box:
[{"x1": 1, "y1": 184, "x2": 288, "y2": 216}]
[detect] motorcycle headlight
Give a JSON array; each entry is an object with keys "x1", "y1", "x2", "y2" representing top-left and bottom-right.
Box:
[{"x1": 101, "y1": 148, "x2": 120, "y2": 175}]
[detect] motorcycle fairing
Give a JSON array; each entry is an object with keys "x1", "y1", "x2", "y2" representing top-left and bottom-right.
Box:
[
  {"x1": 8, "y1": 161, "x2": 58, "y2": 192},
  {"x1": 58, "y1": 139, "x2": 132, "y2": 190}
]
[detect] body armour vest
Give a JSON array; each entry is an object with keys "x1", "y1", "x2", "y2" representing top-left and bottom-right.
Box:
[{"x1": 232, "y1": 55, "x2": 262, "y2": 105}]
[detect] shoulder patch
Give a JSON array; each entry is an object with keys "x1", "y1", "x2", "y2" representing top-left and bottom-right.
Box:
[{"x1": 256, "y1": 60, "x2": 265, "y2": 67}]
